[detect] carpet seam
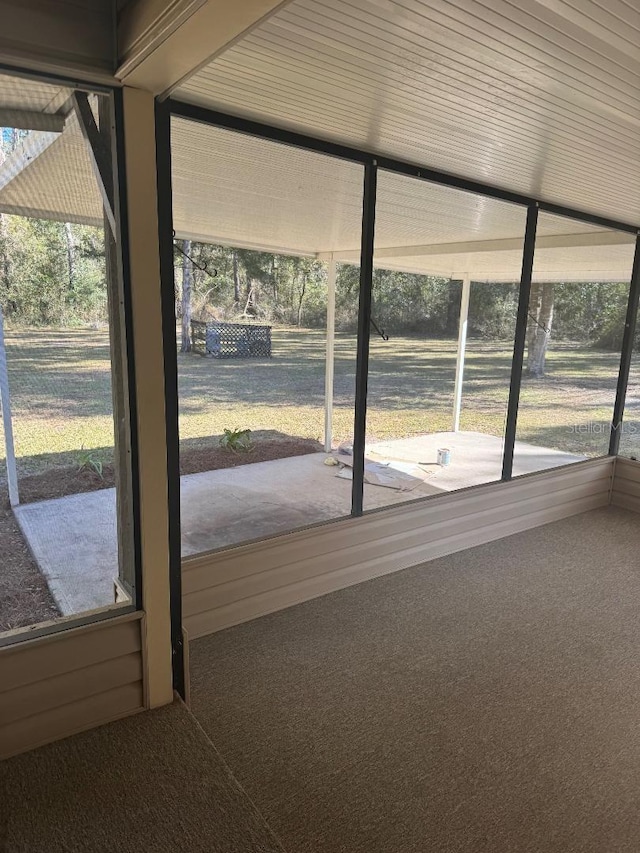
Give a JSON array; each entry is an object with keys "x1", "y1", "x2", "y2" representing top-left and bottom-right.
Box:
[{"x1": 178, "y1": 697, "x2": 291, "y2": 853}]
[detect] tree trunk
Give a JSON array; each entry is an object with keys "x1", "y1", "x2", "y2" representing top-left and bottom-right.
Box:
[
  {"x1": 446, "y1": 281, "x2": 462, "y2": 335},
  {"x1": 527, "y1": 282, "x2": 554, "y2": 378},
  {"x1": 232, "y1": 250, "x2": 240, "y2": 304},
  {"x1": 296, "y1": 275, "x2": 307, "y2": 326},
  {"x1": 526, "y1": 282, "x2": 541, "y2": 374},
  {"x1": 64, "y1": 222, "x2": 75, "y2": 293},
  {"x1": 271, "y1": 256, "x2": 278, "y2": 305},
  {"x1": 0, "y1": 214, "x2": 9, "y2": 294},
  {"x1": 244, "y1": 278, "x2": 257, "y2": 316},
  {"x1": 290, "y1": 270, "x2": 297, "y2": 323},
  {"x1": 0, "y1": 125, "x2": 14, "y2": 299},
  {"x1": 181, "y1": 239, "x2": 193, "y2": 353}
]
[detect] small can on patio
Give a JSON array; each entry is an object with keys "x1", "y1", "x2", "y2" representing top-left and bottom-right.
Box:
[{"x1": 437, "y1": 447, "x2": 451, "y2": 467}]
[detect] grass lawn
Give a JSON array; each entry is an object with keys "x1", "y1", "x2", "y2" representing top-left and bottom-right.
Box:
[{"x1": 1, "y1": 325, "x2": 639, "y2": 486}]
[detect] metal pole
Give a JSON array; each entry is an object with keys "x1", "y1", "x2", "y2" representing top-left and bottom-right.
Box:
[
  {"x1": 502, "y1": 204, "x2": 539, "y2": 481},
  {"x1": 324, "y1": 256, "x2": 337, "y2": 452},
  {"x1": 0, "y1": 303, "x2": 18, "y2": 506},
  {"x1": 155, "y1": 98, "x2": 185, "y2": 700},
  {"x1": 100, "y1": 94, "x2": 136, "y2": 601},
  {"x1": 352, "y1": 162, "x2": 377, "y2": 517},
  {"x1": 609, "y1": 234, "x2": 640, "y2": 456},
  {"x1": 112, "y1": 87, "x2": 143, "y2": 612},
  {"x1": 452, "y1": 274, "x2": 471, "y2": 432}
]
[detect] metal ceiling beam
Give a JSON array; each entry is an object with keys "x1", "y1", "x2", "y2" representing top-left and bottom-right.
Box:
[
  {"x1": 0, "y1": 203, "x2": 99, "y2": 226},
  {"x1": 116, "y1": 0, "x2": 292, "y2": 96},
  {"x1": 71, "y1": 91, "x2": 116, "y2": 237},
  {"x1": 317, "y1": 230, "x2": 636, "y2": 262},
  {"x1": 172, "y1": 229, "x2": 314, "y2": 258},
  {"x1": 0, "y1": 109, "x2": 64, "y2": 133},
  {"x1": 0, "y1": 1, "x2": 116, "y2": 84},
  {"x1": 167, "y1": 227, "x2": 634, "y2": 281}
]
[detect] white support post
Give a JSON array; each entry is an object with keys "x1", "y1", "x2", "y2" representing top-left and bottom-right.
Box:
[
  {"x1": 0, "y1": 303, "x2": 18, "y2": 506},
  {"x1": 324, "y1": 256, "x2": 337, "y2": 452},
  {"x1": 122, "y1": 87, "x2": 173, "y2": 708},
  {"x1": 452, "y1": 275, "x2": 471, "y2": 433}
]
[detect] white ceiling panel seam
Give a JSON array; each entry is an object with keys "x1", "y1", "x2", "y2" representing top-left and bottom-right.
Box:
[
  {"x1": 504, "y1": 0, "x2": 640, "y2": 60},
  {"x1": 589, "y1": 0, "x2": 640, "y2": 31},
  {"x1": 568, "y1": 0, "x2": 640, "y2": 36}
]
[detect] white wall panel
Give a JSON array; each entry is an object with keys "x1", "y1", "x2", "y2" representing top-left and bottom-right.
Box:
[
  {"x1": 183, "y1": 458, "x2": 614, "y2": 638},
  {"x1": 612, "y1": 457, "x2": 640, "y2": 514},
  {"x1": 0, "y1": 612, "x2": 145, "y2": 760}
]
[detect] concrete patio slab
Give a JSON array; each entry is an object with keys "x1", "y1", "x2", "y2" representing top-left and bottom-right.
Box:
[
  {"x1": 13, "y1": 452, "x2": 436, "y2": 617},
  {"x1": 14, "y1": 489, "x2": 118, "y2": 616},
  {"x1": 367, "y1": 430, "x2": 585, "y2": 497},
  {"x1": 180, "y1": 451, "x2": 439, "y2": 557},
  {"x1": 13, "y1": 432, "x2": 585, "y2": 618}
]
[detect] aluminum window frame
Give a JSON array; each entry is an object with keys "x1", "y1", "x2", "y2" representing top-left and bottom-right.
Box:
[
  {"x1": 0, "y1": 65, "x2": 142, "y2": 648},
  {"x1": 159, "y1": 98, "x2": 640, "y2": 694},
  {"x1": 165, "y1": 98, "x2": 640, "y2": 508}
]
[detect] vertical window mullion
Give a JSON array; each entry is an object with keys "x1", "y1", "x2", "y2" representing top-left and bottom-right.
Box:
[
  {"x1": 502, "y1": 204, "x2": 538, "y2": 481},
  {"x1": 155, "y1": 99, "x2": 185, "y2": 699},
  {"x1": 352, "y1": 161, "x2": 377, "y2": 516},
  {"x1": 609, "y1": 234, "x2": 640, "y2": 455}
]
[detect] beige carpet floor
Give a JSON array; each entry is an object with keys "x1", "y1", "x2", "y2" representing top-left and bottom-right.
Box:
[
  {"x1": 0, "y1": 701, "x2": 285, "y2": 853},
  {"x1": 190, "y1": 506, "x2": 640, "y2": 853}
]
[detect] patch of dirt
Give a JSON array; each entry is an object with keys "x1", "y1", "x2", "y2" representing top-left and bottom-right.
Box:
[
  {"x1": 179, "y1": 437, "x2": 322, "y2": 476},
  {"x1": 0, "y1": 505, "x2": 60, "y2": 634},
  {"x1": 17, "y1": 465, "x2": 116, "y2": 505},
  {"x1": 15, "y1": 437, "x2": 324, "y2": 504}
]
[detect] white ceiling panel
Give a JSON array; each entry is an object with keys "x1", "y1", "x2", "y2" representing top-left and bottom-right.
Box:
[
  {"x1": 170, "y1": 119, "x2": 636, "y2": 282},
  {"x1": 171, "y1": 118, "x2": 365, "y2": 255},
  {"x1": 0, "y1": 63, "x2": 635, "y2": 284},
  {"x1": 371, "y1": 172, "x2": 636, "y2": 281},
  {"x1": 0, "y1": 111, "x2": 103, "y2": 226},
  {"x1": 0, "y1": 73, "x2": 103, "y2": 225},
  {"x1": 176, "y1": 0, "x2": 640, "y2": 226}
]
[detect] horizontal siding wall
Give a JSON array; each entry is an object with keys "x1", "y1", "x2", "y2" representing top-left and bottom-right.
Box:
[
  {"x1": 612, "y1": 457, "x2": 640, "y2": 513},
  {"x1": 0, "y1": 612, "x2": 145, "y2": 760},
  {"x1": 183, "y1": 458, "x2": 614, "y2": 638}
]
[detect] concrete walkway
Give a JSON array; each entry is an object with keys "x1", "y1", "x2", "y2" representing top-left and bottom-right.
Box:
[
  {"x1": 15, "y1": 489, "x2": 118, "y2": 616},
  {"x1": 14, "y1": 432, "x2": 584, "y2": 617}
]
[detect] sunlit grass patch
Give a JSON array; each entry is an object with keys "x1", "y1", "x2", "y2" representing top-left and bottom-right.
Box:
[{"x1": 1, "y1": 326, "x2": 638, "y2": 480}]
